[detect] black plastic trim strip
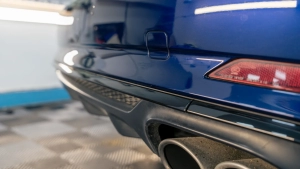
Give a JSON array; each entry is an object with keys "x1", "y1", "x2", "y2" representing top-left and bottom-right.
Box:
[
  {"x1": 67, "y1": 65, "x2": 300, "y2": 126},
  {"x1": 188, "y1": 101, "x2": 300, "y2": 143},
  {"x1": 57, "y1": 69, "x2": 191, "y2": 111}
]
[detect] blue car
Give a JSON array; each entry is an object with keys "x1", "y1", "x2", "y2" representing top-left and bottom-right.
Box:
[{"x1": 55, "y1": 0, "x2": 300, "y2": 168}]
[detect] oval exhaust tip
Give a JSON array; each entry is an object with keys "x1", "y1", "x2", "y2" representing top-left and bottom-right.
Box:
[
  {"x1": 215, "y1": 161, "x2": 250, "y2": 169},
  {"x1": 158, "y1": 139, "x2": 203, "y2": 169},
  {"x1": 215, "y1": 158, "x2": 277, "y2": 169},
  {"x1": 158, "y1": 137, "x2": 276, "y2": 169}
]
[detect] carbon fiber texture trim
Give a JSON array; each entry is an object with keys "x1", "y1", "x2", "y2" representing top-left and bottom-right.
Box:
[{"x1": 63, "y1": 74, "x2": 141, "y2": 108}]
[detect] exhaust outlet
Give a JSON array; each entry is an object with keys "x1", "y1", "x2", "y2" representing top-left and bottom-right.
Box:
[
  {"x1": 158, "y1": 137, "x2": 253, "y2": 169},
  {"x1": 215, "y1": 158, "x2": 277, "y2": 169}
]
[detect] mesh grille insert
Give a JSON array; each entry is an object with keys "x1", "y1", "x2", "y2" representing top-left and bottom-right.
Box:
[{"x1": 64, "y1": 74, "x2": 141, "y2": 107}]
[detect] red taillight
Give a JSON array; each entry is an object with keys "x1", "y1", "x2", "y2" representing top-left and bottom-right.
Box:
[{"x1": 209, "y1": 59, "x2": 300, "y2": 93}]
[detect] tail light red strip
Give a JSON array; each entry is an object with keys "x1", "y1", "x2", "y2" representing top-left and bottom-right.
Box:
[{"x1": 209, "y1": 59, "x2": 300, "y2": 93}]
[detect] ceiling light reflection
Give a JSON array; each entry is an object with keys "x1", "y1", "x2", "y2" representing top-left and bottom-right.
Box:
[
  {"x1": 0, "y1": 7, "x2": 74, "y2": 25},
  {"x1": 59, "y1": 63, "x2": 72, "y2": 73},
  {"x1": 195, "y1": 1, "x2": 297, "y2": 15},
  {"x1": 196, "y1": 58, "x2": 223, "y2": 62},
  {"x1": 63, "y1": 50, "x2": 78, "y2": 66},
  {"x1": 272, "y1": 119, "x2": 296, "y2": 127},
  {"x1": 236, "y1": 122, "x2": 255, "y2": 128}
]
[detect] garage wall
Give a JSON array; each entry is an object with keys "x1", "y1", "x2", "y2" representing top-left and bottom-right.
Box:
[
  {"x1": 0, "y1": 20, "x2": 62, "y2": 92},
  {"x1": 0, "y1": 20, "x2": 70, "y2": 108}
]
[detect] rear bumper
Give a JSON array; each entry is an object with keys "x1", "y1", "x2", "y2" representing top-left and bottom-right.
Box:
[{"x1": 56, "y1": 67, "x2": 300, "y2": 169}]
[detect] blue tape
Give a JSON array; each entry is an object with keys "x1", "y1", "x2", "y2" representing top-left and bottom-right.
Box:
[{"x1": 0, "y1": 88, "x2": 70, "y2": 108}]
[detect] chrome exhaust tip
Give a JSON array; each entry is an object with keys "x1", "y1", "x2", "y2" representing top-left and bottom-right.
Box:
[
  {"x1": 158, "y1": 137, "x2": 253, "y2": 169},
  {"x1": 215, "y1": 161, "x2": 250, "y2": 169},
  {"x1": 158, "y1": 138, "x2": 203, "y2": 169},
  {"x1": 158, "y1": 137, "x2": 276, "y2": 169},
  {"x1": 215, "y1": 158, "x2": 277, "y2": 169}
]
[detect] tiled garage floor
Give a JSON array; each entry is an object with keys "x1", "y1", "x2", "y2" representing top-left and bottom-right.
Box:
[{"x1": 0, "y1": 102, "x2": 164, "y2": 169}]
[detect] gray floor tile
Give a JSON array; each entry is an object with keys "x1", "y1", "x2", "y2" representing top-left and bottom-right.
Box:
[
  {"x1": 72, "y1": 137, "x2": 102, "y2": 148},
  {"x1": 63, "y1": 116, "x2": 107, "y2": 129},
  {"x1": 37, "y1": 137, "x2": 69, "y2": 147},
  {"x1": 0, "y1": 102, "x2": 163, "y2": 169},
  {"x1": 12, "y1": 121, "x2": 76, "y2": 139},
  {"x1": 100, "y1": 137, "x2": 146, "y2": 149},
  {"x1": 105, "y1": 149, "x2": 146, "y2": 165},
  {"x1": 148, "y1": 154, "x2": 162, "y2": 162},
  {"x1": 27, "y1": 157, "x2": 70, "y2": 169},
  {"x1": 64, "y1": 132, "x2": 102, "y2": 147},
  {"x1": 65, "y1": 102, "x2": 84, "y2": 111},
  {"x1": 61, "y1": 149, "x2": 101, "y2": 164},
  {"x1": 0, "y1": 109, "x2": 30, "y2": 121},
  {"x1": 78, "y1": 157, "x2": 118, "y2": 169},
  {"x1": 56, "y1": 165, "x2": 83, "y2": 169},
  {"x1": 40, "y1": 109, "x2": 88, "y2": 121},
  {"x1": 47, "y1": 142, "x2": 82, "y2": 154},
  {"x1": 5, "y1": 163, "x2": 35, "y2": 169},
  {"x1": 81, "y1": 123, "x2": 120, "y2": 138},
  {"x1": 92, "y1": 144, "x2": 124, "y2": 155},
  {"x1": 0, "y1": 140, "x2": 56, "y2": 169},
  {"x1": 0, "y1": 123, "x2": 7, "y2": 132},
  {"x1": 0, "y1": 115, "x2": 47, "y2": 127},
  {"x1": 63, "y1": 131, "x2": 92, "y2": 139},
  {"x1": 0, "y1": 131, "x2": 24, "y2": 145},
  {"x1": 96, "y1": 116, "x2": 112, "y2": 123},
  {"x1": 131, "y1": 146, "x2": 154, "y2": 156},
  {"x1": 116, "y1": 159, "x2": 165, "y2": 169}
]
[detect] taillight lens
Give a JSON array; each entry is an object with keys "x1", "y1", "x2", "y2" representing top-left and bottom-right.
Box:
[{"x1": 209, "y1": 59, "x2": 300, "y2": 93}]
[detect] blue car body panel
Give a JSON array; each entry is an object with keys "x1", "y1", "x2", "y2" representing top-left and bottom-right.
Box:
[
  {"x1": 59, "y1": 48, "x2": 300, "y2": 120},
  {"x1": 55, "y1": 1, "x2": 300, "y2": 167},
  {"x1": 57, "y1": 0, "x2": 300, "y2": 121}
]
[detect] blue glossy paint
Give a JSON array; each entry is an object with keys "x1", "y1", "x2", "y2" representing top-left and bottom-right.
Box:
[
  {"x1": 0, "y1": 88, "x2": 70, "y2": 109},
  {"x1": 57, "y1": 0, "x2": 300, "y2": 121},
  {"x1": 58, "y1": 48, "x2": 300, "y2": 119},
  {"x1": 66, "y1": 0, "x2": 300, "y2": 60}
]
